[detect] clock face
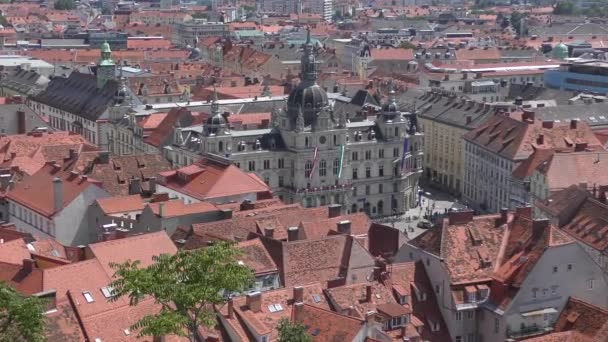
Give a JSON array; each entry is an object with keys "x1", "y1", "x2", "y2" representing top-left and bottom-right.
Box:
[{"x1": 319, "y1": 136, "x2": 326, "y2": 144}]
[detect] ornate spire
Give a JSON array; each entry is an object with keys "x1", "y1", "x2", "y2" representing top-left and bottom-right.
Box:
[
  {"x1": 300, "y1": 26, "x2": 317, "y2": 84},
  {"x1": 211, "y1": 84, "x2": 220, "y2": 116}
]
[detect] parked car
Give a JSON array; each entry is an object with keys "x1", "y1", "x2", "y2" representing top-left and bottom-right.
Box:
[{"x1": 417, "y1": 220, "x2": 433, "y2": 229}]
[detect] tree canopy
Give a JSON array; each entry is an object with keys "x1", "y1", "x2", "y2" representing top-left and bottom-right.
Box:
[
  {"x1": 0, "y1": 282, "x2": 46, "y2": 342},
  {"x1": 109, "y1": 242, "x2": 253, "y2": 342},
  {"x1": 277, "y1": 318, "x2": 312, "y2": 342},
  {"x1": 53, "y1": 0, "x2": 75, "y2": 10}
]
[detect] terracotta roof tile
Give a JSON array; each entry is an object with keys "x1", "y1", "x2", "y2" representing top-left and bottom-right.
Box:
[
  {"x1": 235, "y1": 238, "x2": 278, "y2": 276},
  {"x1": 96, "y1": 194, "x2": 145, "y2": 214},
  {"x1": 456, "y1": 47, "x2": 502, "y2": 61},
  {"x1": 553, "y1": 297, "x2": 608, "y2": 338},
  {"x1": 371, "y1": 48, "x2": 413, "y2": 61},
  {"x1": 158, "y1": 158, "x2": 269, "y2": 201},
  {"x1": 325, "y1": 282, "x2": 400, "y2": 317},
  {"x1": 87, "y1": 231, "x2": 177, "y2": 277},
  {"x1": 147, "y1": 199, "x2": 218, "y2": 217},
  {"x1": 294, "y1": 304, "x2": 364, "y2": 341},
  {"x1": 0, "y1": 238, "x2": 31, "y2": 265},
  {"x1": 7, "y1": 163, "x2": 104, "y2": 218}
]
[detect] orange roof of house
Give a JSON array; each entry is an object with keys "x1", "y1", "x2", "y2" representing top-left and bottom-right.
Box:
[
  {"x1": 371, "y1": 48, "x2": 413, "y2": 61},
  {"x1": 147, "y1": 200, "x2": 218, "y2": 218},
  {"x1": 158, "y1": 159, "x2": 269, "y2": 201},
  {"x1": 96, "y1": 195, "x2": 146, "y2": 214},
  {"x1": 127, "y1": 38, "x2": 172, "y2": 50},
  {"x1": 7, "y1": 163, "x2": 104, "y2": 218}
]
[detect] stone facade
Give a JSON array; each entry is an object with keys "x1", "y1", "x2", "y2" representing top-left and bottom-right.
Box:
[{"x1": 166, "y1": 31, "x2": 423, "y2": 217}]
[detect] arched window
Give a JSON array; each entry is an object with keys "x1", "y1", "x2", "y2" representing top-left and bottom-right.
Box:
[
  {"x1": 305, "y1": 160, "x2": 313, "y2": 178},
  {"x1": 319, "y1": 159, "x2": 327, "y2": 177},
  {"x1": 333, "y1": 158, "x2": 340, "y2": 175}
]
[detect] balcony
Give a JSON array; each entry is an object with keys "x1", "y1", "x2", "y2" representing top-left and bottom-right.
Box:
[
  {"x1": 281, "y1": 183, "x2": 353, "y2": 195},
  {"x1": 507, "y1": 325, "x2": 553, "y2": 340}
]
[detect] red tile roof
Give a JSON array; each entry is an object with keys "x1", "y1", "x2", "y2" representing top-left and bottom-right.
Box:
[
  {"x1": 147, "y1": 199, "x2": 218, "y2": 218},
  {"x1": 0, "y1": 238, "x2": 31, "y2": 265},
  {"x1": 96, "y1": 194, "x2": 146, "y2": 214},
  {"x1": 294, "y1": 304, "x2": 365, "y2": 341},
  {"x1": 371, "y1": 47, "x2": 413, "y2": 61},
  {"x1": 217, "y1": 283, "x2": 330, "y2": 340},
  {"x1": 7, "y1": 163, "x2": 104, "y2": 218},
  {"x1": 553, "y1": 297, "x2": 608, "y2": 338},
  {"x1": 158, "y1": 158, "x2": 269, "y2": 201},
  {"x1": 558, "y1": 196, "x2": 608, "y2": 255},
  {"x1": 455, "y1": 47, "x2": 502, "y2": 61},
  {"x1": 464, "y1": 114, "x2": 603, "y2": 161},
  {"x1": 325, "y1": 282, "x2": 401, "y2": 318},
  {"x1": 87, "y1": 231, "x2": 177, "y2": 277},
  {"x1": 236, "y1": 238, "x2": 278, "y2": 276},
  {"x1": 127, "y1": 38, "x2": 172, "y2": 50}
]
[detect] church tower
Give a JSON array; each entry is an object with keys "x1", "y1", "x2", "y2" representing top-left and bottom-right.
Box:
[{"x1": 97, "y1": 41, "x2": 116, "y2": 89}]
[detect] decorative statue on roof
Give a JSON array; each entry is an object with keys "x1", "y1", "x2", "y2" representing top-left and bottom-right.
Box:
[
  {"x1": 180, "y1": 86, "x2": 191, "y2": 103},
  {"x1": 295, "y1": 106, "x2": 305, "y2": 133},
  {"x1": 271, "y1": 106, "x2": 280, "y2": 128},
  {"x1": 337, "y1": 110, "x2": 347, "y2": 128}
]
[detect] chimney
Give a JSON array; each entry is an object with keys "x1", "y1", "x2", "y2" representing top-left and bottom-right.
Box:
[
  {"x1": 98, "y1": 151, "x2": 110, "y2": 164},
  {"x1": 246, "y1": 292, "x2": 262, "y2": 312},
  {"x1": 158, "y1": 202, "x2": 164, "y2": 217},
  {"x1": 53, "y1": 177, "x2": 63, "y2": 213},
  {"x1": 537, "y1": 134, "x2": 544, "y2": 145},
  {"x1": 366, "y1": 284, "x2": 373, "y2": 303},
  {"x1": 522, "y1": 110, "x2": 535, "y2": 121},
  {"x1": 17, "y1": 110, "x2": 25, "y2": 134},
  {"x1": 227, "y1": 297, "x2": 234, "y2": 318},
  {"x1": 337, "y1": 220, "x2": 351, "y2": 234},
  {"x1": 129, "y1": 177, "x2": 142, "y2": 195},
  {"x1": 293, "y1": 286, "x2": 304, "y2": 303},
  {"x1": 287, "y1": 226, "x2": 299, "y2": 241},
  {"x1": 240, "y1": 199, "x2": 254, "y2": 211},
  {"x1": 514, "y1": 96, "x2": 523, "y2": 106},
  {"x1": 328, "y1": 203, "x2": 342, "y2": 218},
  {"x1": 542, "y1": 120, "x2": 554, "y2": 128},
  {"x1": 148, "y1": 176, "x2": 157, "y2": 193},
  {"x1": 466, "y1": 115, "x2": 472, "y2": 125},
  {"x1": 365, "y1": 311, "x2": 376, "y2": 326},
  {"x1": 220, "y1": 208, "x2": 233, "y2": 219},
  {"x1": 448, "y1": 210, "x2": 474, "y2": 225},
  {"x1": 68, "y1": 148, "x2": 77, "y2": 160},
  {"x1": 500, "y1": 208, "x2": 508, "y2": 224},
  {"x1": 263, "y1": 226, "x2": 274, "y2": 238},
  {"x1": 570, "y1": 119, "x2": 578, "y2": 129},
  {"x1": 293, "y1": 302, "x2": 304, "y2": 322},
  {"x1": 23, "y1": 258, "x2": 35, "y2": 273},
  {"x1": 515, "y1": 205, "x2": 532, "y2": 219},
  {"x1": 532, "y1": 218, "x2": 550, "y2": 232}
]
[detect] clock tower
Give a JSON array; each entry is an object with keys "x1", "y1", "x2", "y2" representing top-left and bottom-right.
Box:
[{"x1": 97, "y1": 41, "x2": 116, "y2": 89}]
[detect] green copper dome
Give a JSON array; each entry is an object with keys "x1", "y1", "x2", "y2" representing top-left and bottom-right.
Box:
[{"x1": 552, "y1": 42, "x2": 568, "y2": 60}]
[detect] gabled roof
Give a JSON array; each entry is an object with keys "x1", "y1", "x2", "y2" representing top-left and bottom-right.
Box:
[
  {"x1": 325, "y1": 282, "x2": 400, "y2": 317},
  {"x1": 293, "y1": 304, "x2": 365, "y2": 341},
  {"x1": 87, "y1": 231, "x2": 177, "y2": 277},
  {"x1": 235, "y1": 238, "x2": 278, "y2": 276},
  {"x1": 31, "y1": 72, "x2": 118, "y2": 121},
  {"x1": 158, "y1": 158, "x2": 269, "y2": 201},
  {"x1": 96, "y1": 194, "x2": 145, "y2": 214},
  {"x1": 147, "y1": 199, "x2": 218, "y2": 218},
  {"x1": 7, "y1": 163, "x2": 104, "y2": 218}
]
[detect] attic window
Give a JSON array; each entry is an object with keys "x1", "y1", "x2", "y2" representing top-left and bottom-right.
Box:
[
  {"x1": 123, "y1": 329, "x2": 130, "y2": 336},
  {"x1": 312, "y1": 294, "x2": 321, "y2": 303},
  {"x1": 100, "y1": 286, "x2": 114, "y2": 298},
  {"x1": 311, "y1": 328, "x2": 321, "y2": 336},
  {"x1": 83, "y1": 291, "x2": 94, "y2": 303},
  {"x1": 267, "y1": 304, "x2": 283, "y2": 313}
]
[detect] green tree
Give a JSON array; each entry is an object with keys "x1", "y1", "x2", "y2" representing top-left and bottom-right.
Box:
[
  {"x1": 53, "y1": 0, "x2": 75, "y2": 10},
  {"x1": 553, "y1": 0, "x2": 576, "y2": 15},
  {"x1": 399, "y1": 41, "x2": 416, "y2": 49},
  {"x1": 191, "y1": 12, "x2": 209, "y2": 19},
  {"x1": 277, "y1": 318, "x2": 312, "y2": 342},
  {"x1": 510, "y1": 11, "x2": 527, "y2": 36},
  {"x1": 109, "y1": 242, "x2": 253, "y2": 342},
  {"x1": 0, "y1": 283, "x2": 46, "y2": 342}
]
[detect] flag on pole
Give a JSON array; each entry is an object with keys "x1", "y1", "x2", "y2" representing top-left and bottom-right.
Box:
[
  {"x1": 400, "y1": 137, "x2": 409, "y2": 171},
  {"x1": 337, "y1": 145, "x2": 345, "y2": 179},
  {"x1": 309, "y1": 147, "x2": 319, "y2": 179}
]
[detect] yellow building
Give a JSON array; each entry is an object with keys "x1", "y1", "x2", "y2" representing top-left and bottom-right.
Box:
[{"x1": 416, "y1": 91, "x2": 496, "y2": 196}]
